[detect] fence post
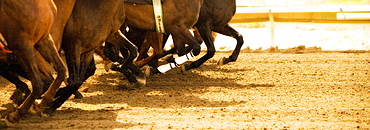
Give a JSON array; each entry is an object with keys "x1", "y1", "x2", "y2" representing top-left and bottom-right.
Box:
[{"x1": 268, "y1": 9, "x2": 275, "y2": 47}]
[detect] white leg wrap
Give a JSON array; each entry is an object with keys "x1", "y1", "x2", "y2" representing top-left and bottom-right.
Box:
[
  {"x1": 157, "y1": 51, "x2": 194, "y2": 73},
  {"x1": 157, "y1": 62, "x2": 177, "y2": 73}
]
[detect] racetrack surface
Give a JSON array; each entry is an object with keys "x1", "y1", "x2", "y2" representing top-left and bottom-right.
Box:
[{"x1": 1, "y1": 51, "x2": 369, "y2": 129}]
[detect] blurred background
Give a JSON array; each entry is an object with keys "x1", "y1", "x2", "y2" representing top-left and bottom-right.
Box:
[
  {"x1": 209, "y1": 0, "x2": 370, "y2": 51},
  {"x1": 235, "y1": 0, "x2": 370, "y2": 6}
]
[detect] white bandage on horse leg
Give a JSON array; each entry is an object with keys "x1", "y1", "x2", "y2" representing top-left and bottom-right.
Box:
[
  {"x1": 157, "y1": 51, "x2": 194, "y2": 73},
  {"x1": 175, "y1": 51, "x2": 194, "y2": 65},
  {"x1": 157, "y1": 62, "x2": 177, "y2": 73}
]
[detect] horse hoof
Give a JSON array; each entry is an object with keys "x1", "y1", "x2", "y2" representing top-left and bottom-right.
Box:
[
  {"x1": 41, "y1": 108, "x2": 54, "y2": 117},
  {"x1": 10, "y1": 89, "x2": 25, "y2": 106},
  {"x1": 2, "y1": 119, "x2": 14, "y2": 128},
  {"x1": 135, "y1": 75, "x2": 146, "y2": 87},
  {"x1": 73, "y1": 91, "x2": 84, "y2": 99},
  {"x1": 28, "y1": 101, "x2": 41, "y2": 114},
  {"x1": 3, "y1": 114, "x2": 18, "y2": 128},
  {"x1": 217, "y1": 57, "x2": 226, "y2": 65},
  {"x1": 145, "y1": 67, "x2": 153, "y2": 77},
  {"x1": 181, "y1": 64, "x2": 187, "y2": 72},
  {"x1": 104, "y1": 62, "x2": 113, "y2": 72},
  {"x1": 0, "y1": 119, "x2": 8, "y2": 128},
  {"x1": 40, "y1": 111, "x2": 51, "y2": 117},
  {"x1": 28, "y1": 105, "x2": 38, "y2": 114},
  {"x1": 9, "y1": 89, "x2": 22, "y2": 100},
  {"x1": 145, "y1": 67, "x2": 160, "y2": 77},
  {"x1": 181, "y1": 63, "x2": 192, "y2": 72}
]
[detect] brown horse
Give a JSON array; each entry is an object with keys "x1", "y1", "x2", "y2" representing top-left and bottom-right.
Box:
[
  {"x1": 110, "y1": 0, "x2": 242, "y2": 75},
  {"x1": 147, "y1": 0, "x2": 244, "y2": 72},
  {"x1": 103, "y1": 0, "x2": 204, "y2": 74},
  {"x1": 0, "y1": 0, "x2": 81, "y2": 107},
  {"x1": 123, "y1": 0, "x2": 203, "y2": 56},
  {"x1": 182, "y1": 0, "x2": 243, "y2": 70},
  {"x1": 41, "y1": 0, "x2": 143, "y2": 117},
  {"x1": 132, "y1": 31, "x2": 164, "y2": 68},
  {"x1": 0, "y1": 0, "x2": 67, "y2": 127}
]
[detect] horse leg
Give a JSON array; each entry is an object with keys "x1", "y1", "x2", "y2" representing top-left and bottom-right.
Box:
[
  {"x1": 43, "y1": 51, "x2": 94, "y2": 117},
  {"x1": 135, "y1": 32, "x2": 163, "y2": 68},
  {"x1": 214, "y1": 25, "x2": 244, "y2": 65},
  {"x1": 135, "y1": 31, "x2": 152, "y2": 68},
  {"x1": 94, "y1": 45, "x2": 112, "y2": 72},
  {"x1": 171, "y1": 28, "x2": 201, "y2": 56},
  {"x1": 106, "y1": 30, "x2": 146, "y2": 89},
  {"x1": 4, "y1": 40, "x2": 44, "y2": 127},
  {"x1": 0, "y1": 66, "x2": 30, "y2": 106},
  {"x1": 104, "y1": 42, "x2": 123, "y2": 63},
  {"x1": 193, "y1": 28, "x2": 204, "y2": 44},
  {"x1": 29, "y1": 35, "x2": 67, "y2": 113},
  {"x1": 183, "y1": 23, "x2": 215, "y2": 71},
  {"x1": 33, "y1": 49, "x2": 55, "y2": 96}
]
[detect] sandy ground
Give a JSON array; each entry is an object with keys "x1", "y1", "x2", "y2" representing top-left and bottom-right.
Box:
[
  {"x1": 0, "y1": 23, "x2": 370, "y2": 129},
  {"x1": 0, "y1": 51, "x2": 369, "y2": 129}
]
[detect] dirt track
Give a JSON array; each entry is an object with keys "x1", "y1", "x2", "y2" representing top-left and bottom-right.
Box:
[{"x1": 0, "y1": 52, "x2": 369, "y2": 129}]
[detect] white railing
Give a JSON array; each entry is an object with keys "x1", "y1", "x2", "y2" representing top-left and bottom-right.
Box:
[{"x1": 235, "y1": 0, "x2": 370, "y2": 7}]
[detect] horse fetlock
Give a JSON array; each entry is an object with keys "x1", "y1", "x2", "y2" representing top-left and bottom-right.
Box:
[{"x1": 135, "y1": 75, "x2": 146, "y2": 87}]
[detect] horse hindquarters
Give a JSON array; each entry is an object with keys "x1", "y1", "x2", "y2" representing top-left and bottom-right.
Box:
[{"x1": 0, "y1": 0, "x2": 66, "y2": 127}]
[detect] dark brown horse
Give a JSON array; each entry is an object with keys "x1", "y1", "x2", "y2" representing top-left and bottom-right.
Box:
[
  {"x1": 103, "y1": 0, "x2": 204, "y2": 75},
  {"x1": 124, "y1": 0, "x2": 203, "y2": 57},
  {"x1": 111, "y1": 0, "x2": 242, "y2": 74},
  {"x1": 151, "y1": 0, "x2": 244, "y2": 72},
  {"x1": 41, "y1": 0, "x2": 143, "y2": 117},
  {"x1": 0, "y1": 0, "x2": 67, "y2": 127},
  {"x1": 183, "y1": 0, "x2": 243, "y2": 70}
]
